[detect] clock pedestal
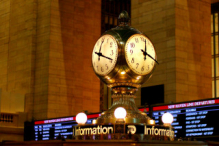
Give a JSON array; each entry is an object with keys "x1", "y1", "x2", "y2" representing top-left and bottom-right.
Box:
[
  {"x1": 72, "y1": 11, "x2": 174, "y2": 141},
  {"x1": 96, "y1": 87, "x2": 152, "y2": 124}
]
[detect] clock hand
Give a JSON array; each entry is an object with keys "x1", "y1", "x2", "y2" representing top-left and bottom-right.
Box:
[
  {"x1": 141, "y1": 49, "x2": 159, "y2": 64},
  {"x1": 145, "y1": 52, "x2": 159, "y2": 64},
  {"x1": 141, "y1": 49, "x2": 146, "y2": 56},
  {"x1": 95, "y1": 52, "x2": 113, "y2": 60},
  {"x1": 144, "y1": 40, "x2": 147, "y2": 60},
  {"x1": 101, "y1": 54, "x2": 113, "y2": 60},
  {"x1": 98, "y1": 40, "x2": 104, "y2": 61}
]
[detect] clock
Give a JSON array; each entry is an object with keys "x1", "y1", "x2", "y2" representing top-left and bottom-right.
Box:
[
  {"x1": 93, "y1": 11, "x2": 159, "y2": 125},
  {"x1": 92, "y1": 34, "x2": 118, "y2": 76},
  {"x1": 125, "y1": 34, "x2": 157, "y2": 75}
]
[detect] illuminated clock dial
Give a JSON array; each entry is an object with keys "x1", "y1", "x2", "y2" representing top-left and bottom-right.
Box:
[
  {"x1": 92, "y1": 34, "x2": 118, "y2": 76},
  {"x1": 125, "y1": 34, "x2": 157, "y2": 75}
]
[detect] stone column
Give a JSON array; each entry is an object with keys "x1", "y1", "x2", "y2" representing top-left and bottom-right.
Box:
[
  {"x1": 0, "y1": 0, "x2": 101, "y2": 120},
  {"x1": 131, "y1": 0, "x2": 211, "y2": 104}
]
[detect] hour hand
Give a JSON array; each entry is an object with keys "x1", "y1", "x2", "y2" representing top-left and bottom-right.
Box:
[
  {"x1": 95, "y1": 52, "x2": 101, "y2": 61},
  {"x1": 141, "y1": 49, "x2": 147, "y2": 60}
]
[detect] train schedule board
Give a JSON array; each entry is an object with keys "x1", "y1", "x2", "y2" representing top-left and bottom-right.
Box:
[
  {"x1": 151, "y1": 99, "x2": 219, "y2": 138},
  {"x1": 31, "y1": 98, "x2": 219, "y2": 140},
  {"x1": 32, "y1": 108, "x2": 149, "y2": 141},
  {"x1": 34, "y1": 114, "x2": 100, "y2": 141}
]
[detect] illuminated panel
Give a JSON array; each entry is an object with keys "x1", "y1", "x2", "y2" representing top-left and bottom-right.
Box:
[
  {"x1": 153, "y1": 99, "x2": 219, "y2": 111},
  {"x1": 34, "y1": 114, "x2": 100, "y2": 141},
  {"x1": 33, "y1": 108, "x2": 148, "y2": 141},
  {"x1": 152, "y1": 99, "x2": 219, "y2": 138},
  {"x1": 138, "y1": 107, "x2": 149, "y2": 112}
]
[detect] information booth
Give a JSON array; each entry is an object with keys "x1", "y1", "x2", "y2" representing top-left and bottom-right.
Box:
[{"x1": 24, "y1": 98, "x2": 219, "y2": 141}]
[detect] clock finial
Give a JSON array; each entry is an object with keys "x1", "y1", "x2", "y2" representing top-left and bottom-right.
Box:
[{"x1": 118, "y1": 10, "x2": 130, "y2": 26}]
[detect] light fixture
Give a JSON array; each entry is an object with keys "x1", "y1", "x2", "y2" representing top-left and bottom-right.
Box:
[
  {"x1": 121, "y1": 71, "x2": 126, "y2": 75},
  {"x1": 105, "y1": 76, "x2": 110, "y2": 80},
  {"x1": 76, "y1": 112, "x2": 87, "y2": 125},
  {"x1": 136, "y1": 76, "x2": 141, "y2": 80},
  {"x1": 149, "y1": 119, "x2": 155, "y2": 125},
  {"x1": 114, "y1": 107, "x2": 127, "y2": 120},
  {"x1": 161, "y1": 112, "x2": 173, "y2": 126},
  {"x1": 92, "y1": 119, "x2": 97, "y2": 124}
]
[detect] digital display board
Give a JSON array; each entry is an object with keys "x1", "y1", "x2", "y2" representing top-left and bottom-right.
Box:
[
  {"x1": 33, "y1": 108, "x2": 148, "y2": 141},
  {"x1": 34, "y1": 114, "x2": 100, "y2": 141},
  {"x1": 152, "y1": 99, "x2": 219, "y2": 138},
  {"x1": 31, "y1": 99, "x2": 219, "y2": 141}
]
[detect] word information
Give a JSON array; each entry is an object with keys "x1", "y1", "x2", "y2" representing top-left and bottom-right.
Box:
[{"x1": 73, "y1": 124, "x2": 174, "y2": 138}]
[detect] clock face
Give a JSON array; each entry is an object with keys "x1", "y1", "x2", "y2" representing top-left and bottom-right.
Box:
[
  {"x1": 92, "y1": 34, "x2": 118, "y2": 76},
  {"x1": 125, "y1": 34, "x2": 156, "y2": 75}
]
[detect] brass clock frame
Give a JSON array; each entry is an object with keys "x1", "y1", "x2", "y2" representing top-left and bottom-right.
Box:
[
  {"x1": 92, "y1": 25, "x2": 157, "y2": 90},
  {"x1": 92, "y1": 34, "x2": 120, "y2": 77},
  {"x1": 92, "y1": 11, "x2": 158, "y2": 125}
]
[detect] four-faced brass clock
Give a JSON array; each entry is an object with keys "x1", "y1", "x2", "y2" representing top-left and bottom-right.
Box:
[
  {"x1": 92, "y1": 34, "x2": 118, "y2": 76},
  {"x1": 94, "y1": 11, "x2": 159, "y2": 125},
  {"x1": 91, "y1": 11, "x2": 158, "y2": 89}
]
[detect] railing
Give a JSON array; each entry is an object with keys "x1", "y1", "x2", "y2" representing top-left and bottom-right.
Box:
[
  {"x1": 0, "y1": 112, "x2": 25, "y2": 127},
  {"x1": 0, "y1": 113, "x2": 14, "y2": 122},
  {"x1": 0, "y1": 112, "x2": 26, "y2": 142}
]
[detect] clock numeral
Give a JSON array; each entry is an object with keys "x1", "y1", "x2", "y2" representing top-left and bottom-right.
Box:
[
  {"x1": 141, "y1": 66, "x2": 144, "y2": 71},
  {"x1": 101, "y1": 38, "x2": 105, "y2": 42},
  {"x1": 136, "y1": 63, "x2": 139, "y2": 69},
  {"x1": 140, "y1": 37, "x2": 145, "y2": 42},
  {"x1": 147, "y1": 65, "x2": 150, "y2": 70},
  {"x1": 135, "y1": 38, "x2": 139, "y2": 43},
  {"x1": 96, "y1": 66, "x2": 98, "y2": 71},
  {"x1": 110, "y1": 42, "x2": 113, "y2": 48},
  {"x1": 101, "y1": 67, "x2": 104, "y2": 72},
  {"x1": 107, "y1": 38, "x2": 109, "y2": 43},
  {"x1": 105, "y1": 64, "x2": 108, "y2": 70},
  {"x1": 151, "y1": 61, "x2": 154, "y2": 66},
  {"x1": 110, "y1": 60, "x2": 112, "y2": 63},
  {"x1": 110, "y1": 50, "x2": 114, "y2": 56},
  {"x1": 147, "y1": 40, "x2": 150, "y2": 45},
  {"x1": 131, "y1": 58, "x2": 134, "y2": 63},
  {"x1": 130, "y1": 43, "x2": 135, "y2": 48},
  {"x1": 151, "y1": 48, "x2": 154, "y2": 52},
  {"x1": 130, "y1": 49, "x2": 133, "y2": 55}
]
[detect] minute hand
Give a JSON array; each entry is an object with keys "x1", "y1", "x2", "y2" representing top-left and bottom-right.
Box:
[
  {"x1": 146, "y1": 52, "x2": 159, "y2": 64},
  {"x1": 101, "y1": 54, "x2": 113, "y2": 60},
  {"x1": 141, "y1": 50, "x2": 159, "y2": 64},
  {"x1": 95, "y1": 52, "x2": 113, "y2": 60}
]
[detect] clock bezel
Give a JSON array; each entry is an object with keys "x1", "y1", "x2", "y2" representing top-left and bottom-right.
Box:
[
  {"x1": 124, "y1": 33, "x2": 157, "y2": 76},
  {"x1": 92, "y1": 33, "x2": 122, "y2": 79}
]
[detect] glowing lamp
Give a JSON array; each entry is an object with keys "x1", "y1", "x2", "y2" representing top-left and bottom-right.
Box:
[
  {"x1": 162, "y1": 112, "x2": 173, "y2": 125},
  {"x1": 76, "y1": 112, "x2": 87, "y2": 124},
  {"x1": 149, "y1": 119, "x2": 155, "y2": 125},
  {"x1": 121, "y1": 71, "x2": 126, "y2": 75},
  {"x1": 92, "y1": 119, "x2": 97, "y2": 124},
  {"x1": 114, "y1": 107, "x2": 127, "y2": 119}
]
